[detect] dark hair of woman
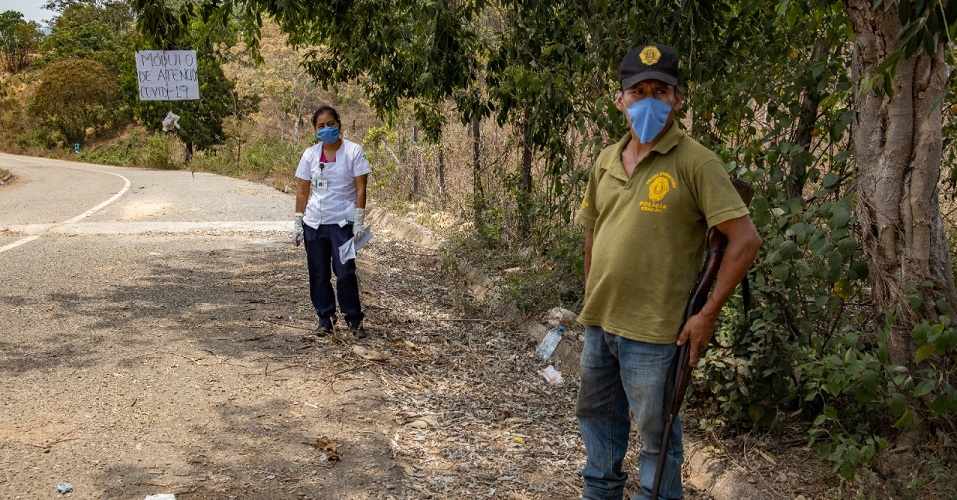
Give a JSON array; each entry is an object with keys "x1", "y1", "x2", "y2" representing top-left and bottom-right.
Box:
[{"x1": 312, "y1": 106, "x2": 341, "y2": 128}]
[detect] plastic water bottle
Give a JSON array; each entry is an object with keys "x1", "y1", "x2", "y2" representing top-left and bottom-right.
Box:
[{"x1": 535, "y1": 326, "x2": 565, "y2": 360}]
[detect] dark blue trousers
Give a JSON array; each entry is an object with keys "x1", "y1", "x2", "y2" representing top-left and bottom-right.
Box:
[{"x1": 303, "y1": 223, "x2": 364, "y2": 327}]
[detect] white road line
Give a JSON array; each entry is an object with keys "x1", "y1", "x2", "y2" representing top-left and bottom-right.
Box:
[
  {"x1": 62, "y1": 170, "x2": 132, "y2": 224},
  {"x1": 0, "y1": 164, "x2": 132, "y2": 255},
  {"x1": 0, "y1": 235, "x2": 39, "y2": 253}
]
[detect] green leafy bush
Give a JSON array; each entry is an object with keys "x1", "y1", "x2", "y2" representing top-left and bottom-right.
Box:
[
  {"x1": 31, "y1": 58, "x2": 123, "y2": 145},
  {"x1": 76, "y1": 131, "x2": 144, "y2": 165},
  {"x1": 200, "y1": 139, "x2": 301, "y2": 182},
  {"x1": 143, "y1": 134, "x2": 179, "y2": 170}
]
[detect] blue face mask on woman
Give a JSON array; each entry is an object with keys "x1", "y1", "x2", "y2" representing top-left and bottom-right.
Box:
[
  {"x1": 626, "y1": 97, "x2": 673, "y2": 144},
  {"x1": 316, "y1": 126, "x2": 340, "y2": 143}
]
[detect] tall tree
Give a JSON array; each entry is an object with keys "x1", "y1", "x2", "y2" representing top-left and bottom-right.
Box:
[
  {"x1": 31, "y1": 58, "x2": 122, "y2": 144},
  {"x1": 43, "y1": 0, "x2": 113, "y2": 11},
  {"x1": 0, "y1": 11, "x2": 43, "y2": 73},
  {"x1": 845, "y1": 0, "x2": 957, "y2": 373},
  {"x1": 40, "y1": 0, "x2": 134, "y2": 72},
  {"x1": 221, "y1": 22, "x2": 319, "y2": 145}
]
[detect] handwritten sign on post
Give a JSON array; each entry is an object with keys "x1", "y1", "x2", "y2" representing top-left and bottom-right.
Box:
[{"x1": 135, "y1": 50, "x2": 200, "y2": 101}]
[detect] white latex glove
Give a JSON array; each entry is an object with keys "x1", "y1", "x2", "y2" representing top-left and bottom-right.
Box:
[
  {"x1": 292, "y1": 213, "x2": 304, "y2": 246},
  {"x1": 353, "y1": 208, "x2": 366, "y2": 241}
]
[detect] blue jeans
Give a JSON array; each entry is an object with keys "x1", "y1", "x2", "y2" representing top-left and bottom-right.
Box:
[
  {"x1": 577, "y1": 325, "x2": 684, "y2": 500},
  {"x1": 303, "y1": 223, "x2": 364, "y2": 327}
]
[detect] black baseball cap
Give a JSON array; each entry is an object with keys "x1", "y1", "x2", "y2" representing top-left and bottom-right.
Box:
[{"x1": 619, "y1": 44, "x2": 680, "y2": 89}]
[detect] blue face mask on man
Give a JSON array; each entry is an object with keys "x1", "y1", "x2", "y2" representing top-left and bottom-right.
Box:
[
  {"x1": 626, "y1": 97, "x2": 673, "y2": 144},
  {"x1": 316, "y1": 126, "x2": 340, "y2": 143}
]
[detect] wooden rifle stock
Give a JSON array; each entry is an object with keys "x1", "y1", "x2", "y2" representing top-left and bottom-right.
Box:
[{"x1": 650, "y1": 179, "x2": 754, "y2": 500}]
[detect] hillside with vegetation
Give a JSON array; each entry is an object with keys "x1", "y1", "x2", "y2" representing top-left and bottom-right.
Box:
[{"x1": 3, "y1": 0, "x2": 957, "y2": 497}]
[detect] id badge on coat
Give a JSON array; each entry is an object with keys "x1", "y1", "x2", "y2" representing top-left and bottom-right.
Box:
[
  {"x1": 313, "y1": 160, "x2": 334, "y2": 190},
  {"x1": 313, "y1": 162, "x2": 328, "y2": 190}
]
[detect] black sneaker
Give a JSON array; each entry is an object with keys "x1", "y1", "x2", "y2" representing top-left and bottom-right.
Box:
[
  {"x1": 317, "y1": 320, "x2": 335, "y2": 336},
  {"x1": 349, "y1": 321, "x2": 367, "y2": 339}
]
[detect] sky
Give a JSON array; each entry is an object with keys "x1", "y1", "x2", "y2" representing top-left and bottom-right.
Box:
[{"x1": 0, "y1": 0, "x2": 57, "y2": 27}]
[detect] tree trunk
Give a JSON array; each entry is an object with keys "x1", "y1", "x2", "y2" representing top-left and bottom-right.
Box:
[
  {"x1": 411, "y1": 159, "x2": 420, "y2": 202},
  {"x1": 411, "y1": 124, "x2": 420, "y2": 202},
  {"x1": 519, "y1": 108, "x2": 533, "y2": 239},
  {"x1": 471, "y1": 114, "x2": 484, "y2": 232},
  {"x1": 437, "y1": 144, "x2": 447, "y2": 209},
  {"x1": 280, "y1": 112, "x2": 286, "y2": 142},
  {"x1": 236, "y1": 131, "x2": 242, "y2": 171},
  {"x1": 847, "y1": 0, "x2": 957, "y2": 372},
  {"x1": 786, "y1": 37, "x2": 827, "y2": 199}
]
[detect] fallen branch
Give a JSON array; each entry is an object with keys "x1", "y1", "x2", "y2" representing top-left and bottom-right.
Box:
[
  {"x1": 240, "y1": 332, "x2": 278, "y2": 342},
  {"x1": 430, "y1": 317, "x2": 508, "y2": 323},
  {"x1": 28, "y1": 436, "x2": 78, "y2": 450},
  {"x1": 263, "y1": 318, "x2": 316, "y2": 330}
]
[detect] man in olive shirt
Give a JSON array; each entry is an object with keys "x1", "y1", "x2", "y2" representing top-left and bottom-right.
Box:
[{"x1": 575, "y1": 44, "x2": 761, "y2": 500}]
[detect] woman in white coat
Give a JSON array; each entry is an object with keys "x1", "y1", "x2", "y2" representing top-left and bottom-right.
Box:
[{"x1": 292, "y1": 105, "x2": 371, "y2": 337}]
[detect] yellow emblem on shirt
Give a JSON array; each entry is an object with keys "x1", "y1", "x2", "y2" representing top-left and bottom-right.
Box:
[
  {"x1": 641, "y1": 172, "x2": 676, "y2": 213},
  {"x1": 639, "y1": 46, "x2": 661, "y2": 65}
]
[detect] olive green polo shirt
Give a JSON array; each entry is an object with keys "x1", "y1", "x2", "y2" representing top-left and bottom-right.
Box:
[{"x1": 575, "y1": 125, "x2": 750, "y2": 344}]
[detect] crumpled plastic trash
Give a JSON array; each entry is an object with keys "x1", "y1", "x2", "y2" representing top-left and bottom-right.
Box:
[
  {"x1": 540, "y1": 365, "x2": 564, "y2": 385},
  {"x1": 144, "y1": 495, "x2": 176, "y2": 500},
  {"x1": 162, "y1": 110, "x2": 180, "y2": 132},
  {"x1": 545, "y1": 307, "x2": 578, "y2": 328},
  {"x1": 57, "y1": 483, "x2": 73, "y2": 494}
]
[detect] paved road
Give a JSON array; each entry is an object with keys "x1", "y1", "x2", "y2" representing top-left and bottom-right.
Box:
[{"x1": 0, "y1": 153, "x2": 291, "y2": 253}]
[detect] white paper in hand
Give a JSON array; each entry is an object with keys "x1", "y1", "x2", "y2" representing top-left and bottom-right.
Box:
[
  {"x1": 338, "y1": 227, "x2": 374, "y2": 262},
  {"x1": 355, "y1": 226, "x2": 373, "y2": 250}
]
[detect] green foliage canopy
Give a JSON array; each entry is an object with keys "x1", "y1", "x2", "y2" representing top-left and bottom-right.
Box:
[
  {"x1": 0, "y1": 11, "x2": 44, "y2": 73},
  {"x1": 40, "y1": 0, "x2": 134, "y2": 72},
  {"x1": 31, "y1": 58, "x2": 122, "y2": 144}
]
